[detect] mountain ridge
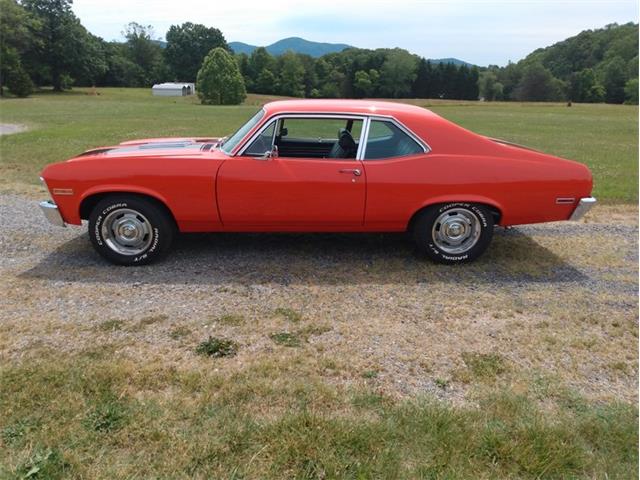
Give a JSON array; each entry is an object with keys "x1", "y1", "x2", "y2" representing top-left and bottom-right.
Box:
[
  {"x1": 229, "y1": 37, "x2": 352, "y2": 57},
  {"x1": 229, "y1": 37, "x2": 474, "y2": 66}
]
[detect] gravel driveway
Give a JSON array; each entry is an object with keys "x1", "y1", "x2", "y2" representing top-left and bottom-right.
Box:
[{"x1": 1, "y1": 193, "x2": 637, "y2": 404}]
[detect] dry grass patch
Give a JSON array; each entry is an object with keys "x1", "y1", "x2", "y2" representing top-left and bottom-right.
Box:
[{"x1": 274, "y1": 307, "x2": 303, "y2": 323}]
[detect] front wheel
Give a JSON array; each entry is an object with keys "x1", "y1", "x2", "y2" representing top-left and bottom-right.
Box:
[
  {"x1": 412, "y1": 203, "x2": 494, "y2": 264},
  {"x1": 88, "y1": 195, "x2": 175, "y2": 265}
]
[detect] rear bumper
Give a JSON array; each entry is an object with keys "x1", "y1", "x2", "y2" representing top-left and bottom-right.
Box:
[
  {"x1": 569, "y1": 197, "x2": 597, "y2": 221},
  {"x1": 39, "y1": 200, "x2": 66, "y2": 227}
]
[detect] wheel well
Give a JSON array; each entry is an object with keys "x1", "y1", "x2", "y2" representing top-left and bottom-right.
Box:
[
  {"x1": 407, "y1": 202, "x2": 502, "y2": 233},
  {"x1": 80, "y1": 192, "x2": 178, "y2": 229}
]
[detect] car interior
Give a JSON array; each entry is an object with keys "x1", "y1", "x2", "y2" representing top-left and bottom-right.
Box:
[
  {"x1": 243, "y1": 117, "x2": 423, "y2": 160},
  {"x1": 273, "y1": 118, "x2": 361, "y2": 159}
]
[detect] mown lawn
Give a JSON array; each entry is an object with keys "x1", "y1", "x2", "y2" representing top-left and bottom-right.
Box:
[
  {"x1": 1, "y1": 351, "x2": 637, "y2": 479},
  {"x1": 0, "y1": 88, "x2": 637, "y2": 202}
]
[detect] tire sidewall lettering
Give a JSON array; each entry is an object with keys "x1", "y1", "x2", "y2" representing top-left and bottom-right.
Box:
[
  {"x1": 428, "y1": 203, "x2": 490, "y2": 261},
  {"x1": 93, "y1": 202, "x2": 159, "y2": 262},
  {"x1": 133, "y1": 227, "x2": 160, "y2": 262}
]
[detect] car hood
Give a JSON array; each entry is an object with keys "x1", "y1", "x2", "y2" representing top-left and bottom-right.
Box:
[{"x1": 71, "y1": 137, "x2": 224, "y2": 160}]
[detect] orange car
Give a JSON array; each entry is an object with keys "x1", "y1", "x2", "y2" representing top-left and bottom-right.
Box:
[{"x1": 40, "y1": 99, "x2": 595, "y2": 265}]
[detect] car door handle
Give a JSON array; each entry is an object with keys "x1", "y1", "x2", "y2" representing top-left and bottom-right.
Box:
[{"x1": 338, "y1": 168, "x2": 361, "y2": 176}]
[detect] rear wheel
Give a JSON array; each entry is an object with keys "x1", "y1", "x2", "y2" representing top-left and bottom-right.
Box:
[
  {"x1": 88, "y1": 195, "x2": 174, "y2": 265},
  {"x1": 413, "y1": 203, "x2": 494, "y2": 263}
]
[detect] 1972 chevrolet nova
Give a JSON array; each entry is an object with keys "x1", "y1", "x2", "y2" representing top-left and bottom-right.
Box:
[{"x1": 39, "y1": 99, "x2": 596, "y2": 265}]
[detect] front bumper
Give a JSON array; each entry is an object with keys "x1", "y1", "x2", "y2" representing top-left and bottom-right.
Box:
[
  {"x1": 39, "y1": 200, "x2": 66, "y2": 227},
  {"x1": 569, "y1": 197, "x2": 597, "y2": 221}
]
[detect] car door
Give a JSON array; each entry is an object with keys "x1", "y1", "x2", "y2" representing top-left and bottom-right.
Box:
[{"x1": 217, "y1": 115, "x2": 366, "y2": 227}]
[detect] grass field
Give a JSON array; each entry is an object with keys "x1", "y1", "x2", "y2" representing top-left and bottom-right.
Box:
[
  {"x1": 0, "y1": 88, "x2": 638, "y2": 202},
  {"x1": 0, "y1": 89, "x2": 638, "y2": 478}
]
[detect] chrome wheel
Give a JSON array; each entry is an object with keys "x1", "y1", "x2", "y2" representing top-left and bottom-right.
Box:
[
  {"x1": 431, "y1": 208, "x2": 481, "y2": 254},
  {"x1": 101, "y1": 208, "x2": 153, "y2": 256}
]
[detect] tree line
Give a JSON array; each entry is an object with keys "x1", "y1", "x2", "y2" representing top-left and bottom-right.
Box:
[
  {"x1": 1, "y1": 0, "x2": 637, "y2": 104},
  {"x1": 478, "y1": 23, "x2": 638, "y2": 104}
]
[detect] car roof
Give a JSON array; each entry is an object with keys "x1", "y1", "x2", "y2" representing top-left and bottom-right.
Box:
[
  {"x1": 263, "y1": 99, "x2": 440, "y2": 120},
  {"x1": 259, "y1": 99, "x2": 504, "y2": 157}
]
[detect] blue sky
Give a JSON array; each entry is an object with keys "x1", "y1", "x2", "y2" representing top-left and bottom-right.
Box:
[{"x1": 72, "y1": 0, "x2": 638, "y2": 66}]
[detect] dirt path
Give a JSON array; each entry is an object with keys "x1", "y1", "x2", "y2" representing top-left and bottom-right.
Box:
[{"x1": 0, "y1": 194, "x2": 637, "y2": 404}]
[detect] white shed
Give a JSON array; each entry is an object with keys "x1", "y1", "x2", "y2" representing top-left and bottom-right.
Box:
[{"x1": 152, "y1": 82, "x2": 195, "y2": 97}]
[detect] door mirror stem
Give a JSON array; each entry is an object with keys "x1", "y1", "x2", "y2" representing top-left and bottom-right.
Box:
[{"x1": 259, "y1": 145, "x2": 278, "y2": 160}]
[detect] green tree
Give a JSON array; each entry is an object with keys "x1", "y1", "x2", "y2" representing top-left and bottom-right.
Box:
[
  {"x1": 165, "y1": 22, "x2": 227, "y2": 81},
  {"x1": 196, "y1": 47, "x2": 246, "y2": 105},
  {"x1": 353, "y1": 69, "x2": 378, "y2": 97},
  {"x1": 277, "y1": 51, "x2": 305, "y2": 97},
  {"x1": 478, "y1": 70, "x2": 503, "y2": 101},
  {"x1": 602, "y1": 56, "x2": 628, "y2": 103},
  {"x1": 122, "y1": 22, "x2": 167, "y2": 86},
  {"x1": 624, "y1": 78, "x2": 639, "y2": 104},
  {"x1": 254, "y1": 68, "x2": 277, "y2": 93},
  {"x1": 0, "y1": 0, "x2": 39, "y2": 96},
  {"x1": 5, "y1": 62, "x2": 33, "y2": 96},
  {"x1": 22, "y1": 0, "x2": 106, "y2": 90},
  {"x1": 248, "y1": 47, "x2": 276, "y2": 78},
  {"x1": 379, "y1": 49, "x2": 417, "y2": 98},
  {"x1": 569, "y1": 68, "x2": 605, "y2": 102},
  {"x1": 466, "y1": 66, "x2": 480, "y2": 100},
  {"x1": 320, "y1": 68, "x2": 345, "y2": 98},
  {"x1": 514, "y1": 62, "x2": 566, "y2": 101},
  {"x1": 100, "y1": 42, "x2": 145, "y2": 87},
  {"x1": 412, "y1": 59, "x2": 432, "y2": 98}
]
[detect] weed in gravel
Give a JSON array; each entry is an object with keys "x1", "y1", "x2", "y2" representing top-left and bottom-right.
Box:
[
  {"x1": 135, "y1": 314, "x2": 168, "y2": 330},
  {"x1": 169, "y1": 326, "x2": 191, "y2": 340},
  {"x1": 216, "y1": 314, "x2": 245, "y2": 326},
  {"x1": 97, "y1": 319, "x2": 124, "y2": 332},
  {"x1": 435, "y1": 378, "x2": 449, "y2": 389},
  {"x1": 461, "y1": 352, "x2": 508, "y2": 380},
  {"x1": 271, "y1": 325, "x2": 331, "y2": 348},
  {"x1": 195, "y1": 337, "x2": 238, "y2": 357},
  {"x1": 15, "y1": 447, "x2": 70, "y2": 480},
  {"x1": 362, "y1": 370, "x2": 378, "y2": 379},
  {"x1": 609, "y1": 361, "x2": 629, "y2": 374},
  {"x1": 1, "y1": 418, "x2": 35, "y2": 446},
  {"x1": 299, "y1": 325, "x2": 331, "y2": 337},
  {"x1": 270, "y1": 331, "x2": 302, "y2": 347},
  {"x1": 352, "y1": 392, "x2": 387, "y2": 410},
  {"x1": 274, "y1": 307, "x2": 303, "y2": 323},
  {"x1": 83, "y1": 397, "x2": 128, "y2": 433}
]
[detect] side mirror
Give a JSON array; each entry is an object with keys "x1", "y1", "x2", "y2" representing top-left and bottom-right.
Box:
[{"x1": 259, "y1": 145, "x2": 278, "y2": 160}]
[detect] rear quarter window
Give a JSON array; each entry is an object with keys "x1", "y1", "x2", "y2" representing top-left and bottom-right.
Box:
[{"x1": 364, "y1": 120, "x2": 424, "y2": 160}]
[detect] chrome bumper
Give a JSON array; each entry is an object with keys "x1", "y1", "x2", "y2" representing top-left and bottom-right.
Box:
[
  {"x1": 39, "y1": 200, "x2": 66, "y2": 227},
  {"x1": 569, "y1": 197, "x2": 597, "y2": 221}
]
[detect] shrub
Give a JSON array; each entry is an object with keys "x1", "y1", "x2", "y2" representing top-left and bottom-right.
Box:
[{"x1": 6, "y1": 65, "x2": 33, "y2": 98}]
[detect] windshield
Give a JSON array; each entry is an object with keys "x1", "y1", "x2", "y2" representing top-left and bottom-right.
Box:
[{"x1": 220, "y1": 109, "x2": 265, "y2": 155}]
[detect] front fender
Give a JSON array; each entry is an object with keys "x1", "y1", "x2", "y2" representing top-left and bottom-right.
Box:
[{"x1": 76, "y1": 185, "x2": 174, "y2": 224}]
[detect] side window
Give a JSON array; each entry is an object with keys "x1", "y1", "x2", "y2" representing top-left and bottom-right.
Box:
[
  {"x1": 282, "y1": 118, "x2": 362, "y2": 143},
  {"x1": 364, "y1": 120, "x2": 424, "y2": 160},
  {"x1": 244, "y1": 121, "x2": 276, "y2": 156},
  {"x1": 275, "y1": 117, "x2": 363, "y2": 159}
]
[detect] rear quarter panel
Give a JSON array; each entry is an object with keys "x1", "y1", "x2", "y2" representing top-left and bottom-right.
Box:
[{"x1": 363, "y1": 152, "x2": 593, "y2": 228}]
